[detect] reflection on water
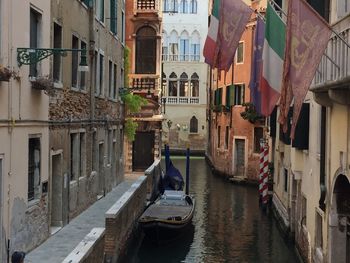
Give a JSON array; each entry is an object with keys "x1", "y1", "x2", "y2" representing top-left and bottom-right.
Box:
[{"x1": 124, "y1": 158, "x2": 299, "y2": 263}]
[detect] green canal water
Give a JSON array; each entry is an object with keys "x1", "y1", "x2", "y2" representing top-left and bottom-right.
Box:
[{"x1": 122, "y1": 158, "x2": 300, "y2": 263}]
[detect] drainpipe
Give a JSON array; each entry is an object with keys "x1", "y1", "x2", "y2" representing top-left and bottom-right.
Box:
[
  {"x1": 319, "y1": 106, "x2": 326, "y2": 211},
  {"x1": 89, "y1": 0, "x2": 96, "y2": 121}
]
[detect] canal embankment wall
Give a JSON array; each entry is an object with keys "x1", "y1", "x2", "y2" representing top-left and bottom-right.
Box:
[{"x1": 62, "y1": 160, "x2": 162, "y2": 263}]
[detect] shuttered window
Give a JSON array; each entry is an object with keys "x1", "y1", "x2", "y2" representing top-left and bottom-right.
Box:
[{"x1": 110, "y1": 0, "x2": 117, "y2": 34}]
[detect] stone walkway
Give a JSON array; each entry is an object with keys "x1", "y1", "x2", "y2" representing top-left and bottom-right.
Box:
[{"x1": 25, "y1": 179, "x2": 135, "y2": 263}]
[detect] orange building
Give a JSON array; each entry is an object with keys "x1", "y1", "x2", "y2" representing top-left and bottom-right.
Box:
[
  {"x1": 207, "y1": 4, "x2": 266, "y2": 181},
  {"x1": 125, "y1": 0, "x2": 163, "y2": 172}
]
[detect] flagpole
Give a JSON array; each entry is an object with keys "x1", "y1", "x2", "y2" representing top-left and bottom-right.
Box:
[{"x1": 269, "y1": 0, "x2": 350, "y2": 50}]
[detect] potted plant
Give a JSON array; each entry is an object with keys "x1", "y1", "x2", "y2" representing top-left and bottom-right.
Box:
[
  {"x1": 0, "y1": 65, "x2": 12, "y2": 82},
  {"x1": 30, "y1": 76, "x2": 54, "y2": 91}
]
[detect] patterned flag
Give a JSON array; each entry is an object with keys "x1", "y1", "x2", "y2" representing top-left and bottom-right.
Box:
[
  {"x1": 203, "y1": 0, "x2": 220, "y2": 66},
  {"x1": 249, "y1": 17, "x2": 265, "y2": 115},
  {"x1": 216, "y1": 0, "x2": 252, "y2": 71},
  {"x1": 279, "y1": 0, "x2": 331, "y2": 139},
  {"x1": 260, "y1": 3, "x2": 286, "y2": 117}
]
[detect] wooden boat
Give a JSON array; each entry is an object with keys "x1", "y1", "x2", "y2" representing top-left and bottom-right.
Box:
[{"x1": 139, "y1": 190, "x2": 195, "y2": 244}]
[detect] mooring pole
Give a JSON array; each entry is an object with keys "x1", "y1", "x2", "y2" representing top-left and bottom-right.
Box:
[{"x1": 186, "y1": 147, "x2": 190, "y2": 195}]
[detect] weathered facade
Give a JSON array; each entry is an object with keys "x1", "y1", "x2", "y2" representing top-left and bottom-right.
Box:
[
  {"x1": 124, "y1": 0, "x2": 163, "y2": 172},
  {"x1": 206, "y1": 1, "x2": 266, "y2": 181},
  {"x1": 49, "y1": 0, "x2": 124, "y2": 228},
  {"x1": 161, "y1": 0, "x2": 208, "y2": 153},
  {"x1": 0, "y1": 0, "x2": 51, "y2": 257},
  {"x1": 270, "y1": 0, "x2": 350, "y2": 262}
]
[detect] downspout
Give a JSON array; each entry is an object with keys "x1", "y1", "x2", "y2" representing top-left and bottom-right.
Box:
[
  {"x1": 89, "y1": 0, "x2": 96, "y2": 120},
  {"x1": 319, "y1": 106, "x2": 326, "y2": 211}
]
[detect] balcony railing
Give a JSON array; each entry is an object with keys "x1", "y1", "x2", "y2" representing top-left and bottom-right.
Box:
[
  {"x1": 162, "y1": 54, "x2": 200, "y2": 62},
  {"x1": 129, "y1": 74, "x2": 160, "y2": 93},
  {"x1": 165, "y1": 97, "x2": 199, "y2": 104},
  {"x1": 134, "y1": 0, "x2": 160, "y2": 14},
  {"x1": 312, "y1": 26, "x2": 350, "y2": 87}
]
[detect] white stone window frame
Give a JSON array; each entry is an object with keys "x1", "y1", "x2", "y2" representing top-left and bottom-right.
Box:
[
  {"x1": 71, "y1": 34, "x2": 88, "y2": 93},
  {"x1": 95, "y1": 49, "x2": 105, "y2": 97},
  {"x1": 29, "y1": 5, "x2": 44, "y2": 79}
]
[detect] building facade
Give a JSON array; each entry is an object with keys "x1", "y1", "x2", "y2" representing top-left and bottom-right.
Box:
[
  {"x1": 124, "y1": 0, "x2": 163, "y2": 172},
  {"x1": 270, "y1": 0, "x2": 350, "y2": 262},
  {"x1": 161, "y1": 0, "x2": 208, "y2": 153},
  {"x1": 0, "y1": 0, "x2": 51, "y2": 257},
  {"x1": 207, "y1": 1, "x2": 266, "y2": 181},
  {"x1": 0, "y1": 0, "x2": 125, "y2": 259}
]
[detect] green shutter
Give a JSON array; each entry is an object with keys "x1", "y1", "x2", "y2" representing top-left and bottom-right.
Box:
[
  {"x1": 241, "y1": 84, "x2": 245, "y2": 104},
  {"x1": 110, "y1": 0, "x2": 117, "y2": 34},
  {"x1": 214, "y1": 90, "x2": 218, "y2": 105},
  {"x1": 218, "y1": 88, "x2": 223, "y2": 105},
  {"x1": 229, "y1": 85, "x2": 235, "y2": 106},
  {"x1": 225, "y1": 86, "x2": 230, "y2": 108}
]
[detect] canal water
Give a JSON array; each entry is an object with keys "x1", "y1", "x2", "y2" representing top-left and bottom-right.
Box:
[{"x1": 122, "y1": 158, "x2": 300, "y2": 263}]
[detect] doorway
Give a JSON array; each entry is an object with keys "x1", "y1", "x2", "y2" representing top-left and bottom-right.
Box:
[
  {"x1": 50, "y1": 153, "x2": 64, "y2": 232},
  {"x1": 132, "y1": 131, "x2": 155, "y2": 171},
  {"x1": 98, "y1": 143, "x2": 105, "y2": 195},
  {"x1": 0, "y1": 158, "x2": 3, "y2": 263},
  {"x1": 234, "y1": 139, "x2": 245, "y2": 177}
]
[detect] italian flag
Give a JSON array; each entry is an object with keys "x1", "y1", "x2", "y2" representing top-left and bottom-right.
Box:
[
  {"x1": 260, "y1": 3, "x2": 286, "y2": 117},
  {"x1": 203, "y1": 0, "x2": 220, "y2": 66}
]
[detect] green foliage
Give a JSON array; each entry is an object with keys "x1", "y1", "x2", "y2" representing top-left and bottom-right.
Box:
[
  {"x1": 124, "y1": 46, "x2": 130, "y2": 88},
  {"x1": 240, "y1": 103, "x2": 264, "y2": 124},
  {"x1": 125, "y1": 119, "x2": 138, "y2": 141},
  {"x1": 122, "y1": 93, "x2": 147, "y2": 113}
]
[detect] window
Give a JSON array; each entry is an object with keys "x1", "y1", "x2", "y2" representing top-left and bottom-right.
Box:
[
  {"x1": 28, "y1": 137, "x2": 41, "y2": 201},
  {"x1": 70, "y1": 133, "x2": 79, "y2": 180},
  {"x1": 136, "y1": 27, "x2": 156, "y2": 74},
  {"x1": 80, "y1": 133, "x2": 86, "y2": 177},
  {"x1": 53, "y1": 23, "x2": 62, "y2": 82},
  {"x1": 99, "y1": 53, "x2": 104, "y2": 96},
  {"x1": 108, "y1": 130, "x2": 112, "y2": 164},
  {"x1": 234, "y1": 84, "x2": 245, "y2": 105},
  {"x1": 284, "y1": 168, "x2": 288, "y2": 192},
  {"x1": 109, "y1": 60, "x2": 113, "y2": 98},
  {"x1": 179, "y1": 0, "x2": 188, "y2": 13},
  {"x1": 80, "y1": 41, "x2": 87, "y2": 90},
  {"x1": 190, "y1": 73, "x2": 199, "y2": 97},
  {"x1": 225, "y1": 126, "x2": 229, "y2": 149},
  {"x1": 180, "y1": 32, "x2": 189, "y2": 61},
  {"x1": 92, "y1": 131, "x2": 97, "y2": 171},
  {"x1": 179, "y1": 73, "x2": 189, "y2": 97},
  {"x1": 162, "y1": 33, "x2": 168, "y2": 61},
  {"x1": 190, "y1": 0, "x2": 197, "y2": 13},
  {"x1": 94, "y1": 50, "x2": 99, "y2": 95},
  {"x1": 30, "y1": 8, "x2": 41, "y2": 77},
  {"x1": 121, "y1": 9, "x2": 125, "y2": 43},
  {"x1": 168, "y1": 72, "x2": 178, "y2": 96},
  {"x1": 190, "y1": 116, "x2": 198, "y2": 133},
  {"x1": 169, "y1": 31, "x2": 178, "y2": 61},
  {"x1": 113, "y1": 64, "x2": 117, "y2": 99},
  {"x1": 82, "y1": 0, "x2": 90, "y2": 6},
  {"x1": 164, "y1": 0, "x2": 177, "y2": 12},
  {"x1": 236, "y1": 42, "x2": 244, "y2": 64},
  {"x1": 254, "y1": 127, "x2": 264, "y2": 153},
  {"x1": 110, "y1": 0, "x2": 117, "y2": 34},
  {"x1": 191, "y1": 31, "x2": 200, "y2": 61},
  {"x1": 71, "y1": 35, "x2": 79, "y2": 88},
  {"x1": 337, "y1": 0, "x2": 350, "y2": 19},
  {"x1": 217, "y1": 126, "x2": 221, "y2": 148},
  {"x1": 96, "y1": 0, "x2": 105, "y2": 22}
]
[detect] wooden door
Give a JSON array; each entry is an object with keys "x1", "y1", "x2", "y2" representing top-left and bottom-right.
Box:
[{"x1": 133, "y1": 132, "x2": 155, "y2": 171}]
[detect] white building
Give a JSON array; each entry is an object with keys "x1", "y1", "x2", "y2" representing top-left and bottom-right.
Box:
[{"x1": 162, "y1": 0, "x2": 208, "y2": 152}]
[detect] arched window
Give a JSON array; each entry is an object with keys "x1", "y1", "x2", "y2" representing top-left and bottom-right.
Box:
[
  {"x1": 136, "y1": 26, "x2": 156, "y2": 74},
  {"x1": 163, "y1": 0, "x2": 169, "y2": 12},
  {"x1": 190, "y1": 73, "x2": 199, "y2": 97},
  {"x1": 162, "y1": 32, "x2": 168, "y2": 61},
  {"x1": 189, "y1": 0, "x2": 197, "y2": 13},
  {"x1": 168, "y1": 72, "x2": 178, "y2": 97},
  {"x1": 169, "y1": 30, "x2": 178, "y2": 61},
  {"x1": 180, "y1": 31, "x2": 189, "y2": 61},
  {"x1": 179, "y1": 72, "x2": 189, "y2": 97},
  {"x1": 190, "y1": 116, "x2": 198, "y2": 133},
  {"x1": 191, "y1": 31, "x2": 200, "y2": 61},
  {"x1": 179, "y1": 0, "x2": 188, "y2": 13}
]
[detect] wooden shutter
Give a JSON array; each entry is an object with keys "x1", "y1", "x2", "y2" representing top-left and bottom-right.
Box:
[{"x1": 229, "y1": 85, "x2": 235, "y2": 106}]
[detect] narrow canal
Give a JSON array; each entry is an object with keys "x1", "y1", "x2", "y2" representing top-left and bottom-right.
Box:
[{"x1": 123, "y1": 158, "x2": 300, "y2": 263}]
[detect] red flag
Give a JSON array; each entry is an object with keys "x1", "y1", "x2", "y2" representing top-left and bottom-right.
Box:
[
  {"x1": 215, "y1": 0, "x2": 252, "y2": 71},
  {"x1": 279, "y1": 0, "x2": 331, "y2": 139}
]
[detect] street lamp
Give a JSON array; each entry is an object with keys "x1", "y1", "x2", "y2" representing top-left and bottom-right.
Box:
[{"x1": 17, "y1": 48, "x2": 89, "y2": 71}]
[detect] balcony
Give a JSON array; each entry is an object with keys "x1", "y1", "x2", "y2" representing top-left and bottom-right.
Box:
[
  {"x1": 310, "y1": 18, "x2": 350, "y2": 106},
  {"x1": 162, "y1": 54, "x2": 200, "y2": 62},
  {"x1": 129, "y1": 74, "x2": 160, "y2": 95},
  {"x1": 165, "y1": 97, "x2": 199, "y2": 104},
  {"x1": 134, "y1": 0, "x2": 160, "y2": 15}
]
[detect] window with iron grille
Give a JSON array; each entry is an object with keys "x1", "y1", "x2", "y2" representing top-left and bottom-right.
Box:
[
  {"x1": 190, "y1": 116, "x2": 198, "y2": 133},
  {"x1": 28, "y1": 137, "x2": 41, "y2": 201}
]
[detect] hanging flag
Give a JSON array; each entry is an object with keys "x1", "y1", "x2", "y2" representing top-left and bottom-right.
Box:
[
  {"x1": 203, "y1": 0, "x2": 220, "y2": 66},
  {"x1": 249, "y1": 17, "x2": 265, "y2": 115},
  {"x1": 216, "y1": 0, "x2": 253, "y2": 71},
  {"x1": 260, "y1": 3, "x2": 286, "y2": 117},
  {"x1": 279, "y1": 0, "x2": 331, "y2": 139}
]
